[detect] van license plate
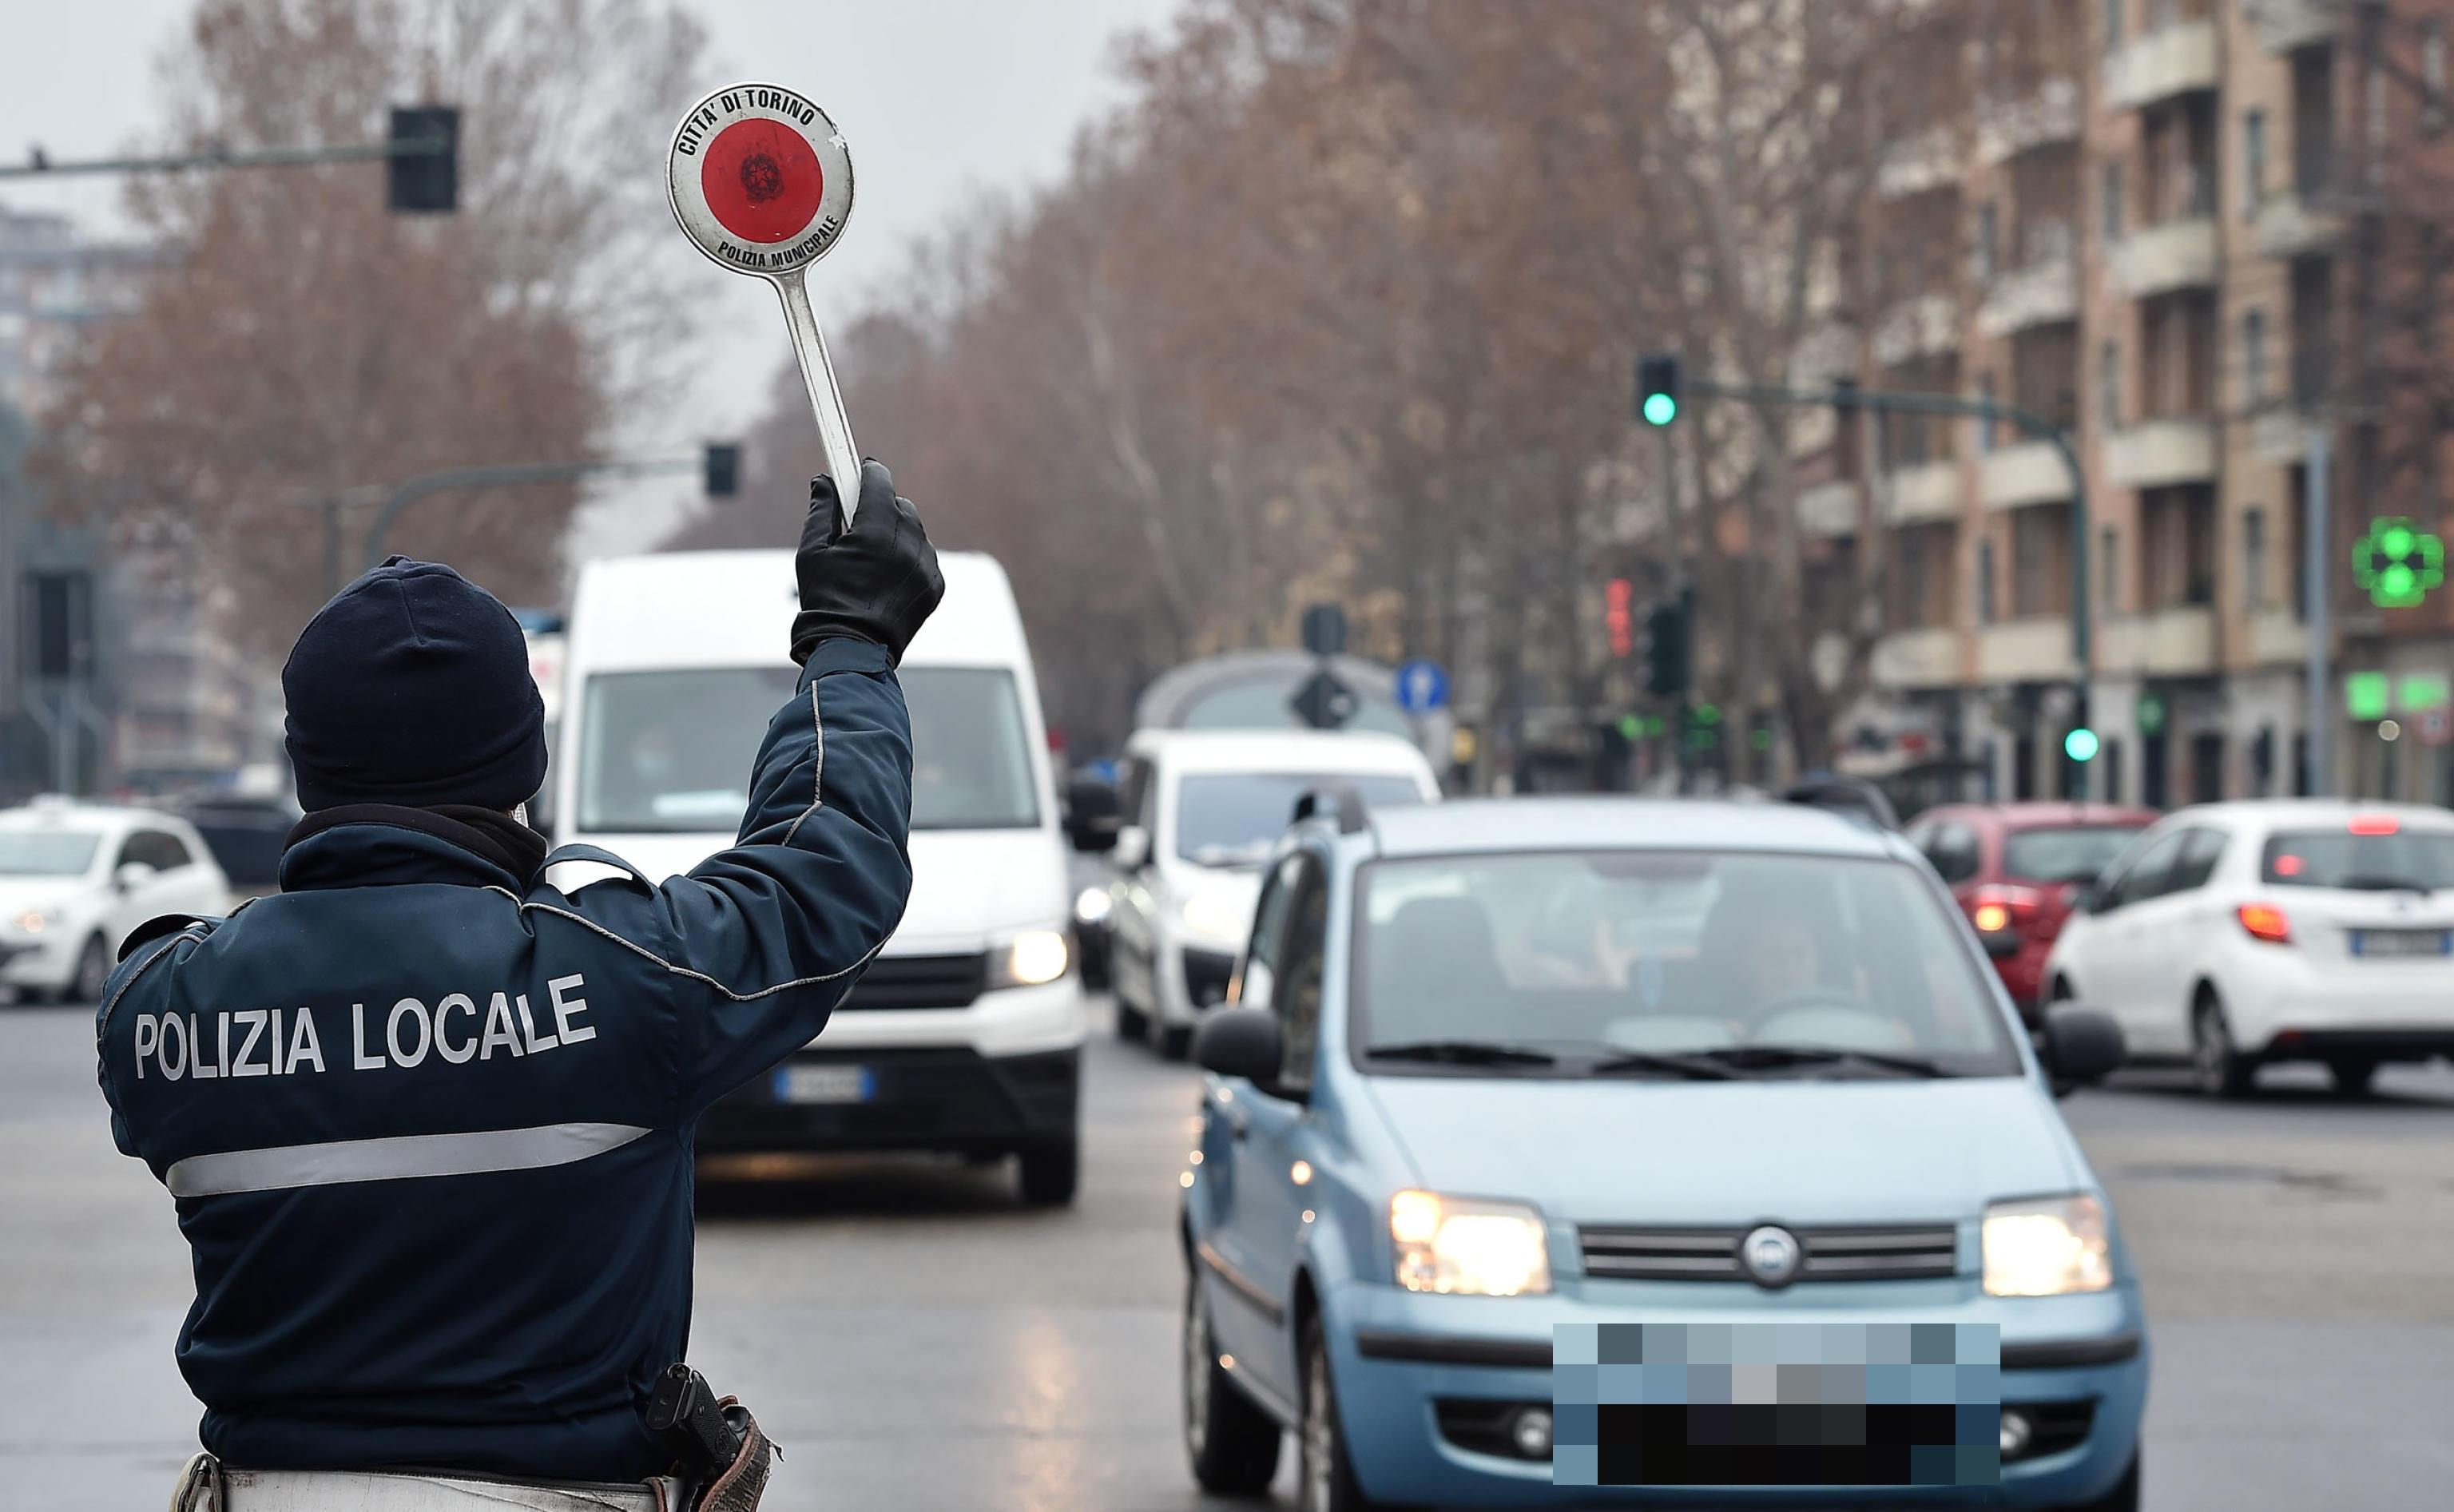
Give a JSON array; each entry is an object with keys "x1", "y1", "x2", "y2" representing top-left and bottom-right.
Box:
[
  {"x1": 775, "y1": 1065, "x2": 875, "y2": 1104},
  {"x1": 2352, "y1": 930, "x2": 2452, "y2": 958}
]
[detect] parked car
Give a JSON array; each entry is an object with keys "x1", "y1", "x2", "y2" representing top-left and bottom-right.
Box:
[
  {"x1": 179, "y1": 792, "x2": 303, "y2": 899},
  {"x1": 1062, "y1": 771, "x2": 1123, "y2": 990},
  {"x1": 1105, "y1": 728, "x2": 1439, "y2": 1058},
  {"x1": 0, "y1": 800, "x2": 231, "y2": 1003},
  {"x1": 1906, "y1": 804, "x2": 2158, "y2": 1023},
  {"x1": 557, "y1": 548, "x2": 1086, "y2": 1204},
  {"x1": 1180, "y1": 797, "x2": 2142, "y2": 1511},
  {"x1": 2043, "y1": 800, "x2": 2454, "y2": 1097}
]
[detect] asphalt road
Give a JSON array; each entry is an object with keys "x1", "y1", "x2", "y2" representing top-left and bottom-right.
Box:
[{"x1": 4, "y1": 997, "x2": 2449, "y2": 1510}]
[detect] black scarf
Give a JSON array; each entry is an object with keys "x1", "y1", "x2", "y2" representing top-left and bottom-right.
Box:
[{"x1": 285, "y1": 803, "x2": 551, "y2": 884}]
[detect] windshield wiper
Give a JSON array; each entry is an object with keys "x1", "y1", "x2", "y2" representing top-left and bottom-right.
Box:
[
  {"x1": 1698, "y1": 1044, "x2": 1951, "y2": 1078},
  {"x1": 1368, "y1": 1039, "x2": 1559, "y2": 1066},
  {"x1": 1583, "y1": 1050, "x2": 1742, "y2": 1081}
]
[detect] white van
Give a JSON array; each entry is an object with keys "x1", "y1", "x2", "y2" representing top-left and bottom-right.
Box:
[
  {"x1": 557, "y1": 549, "x2": 1086, "y2": 1203},
  {"x1": 1104, "y1": 728, "x2": 1439, "y2": 1057}
]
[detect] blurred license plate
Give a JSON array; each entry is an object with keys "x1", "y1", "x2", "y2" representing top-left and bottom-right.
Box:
[
  {"x1": 2352, "y1": 930, "x2": 2452, "y2": 958},
  {"x1": 774, "y1": 1065, "x2": 874, "y2": 1104}
]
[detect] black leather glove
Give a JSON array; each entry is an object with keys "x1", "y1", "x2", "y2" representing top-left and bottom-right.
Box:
[{"x1": 790, "y1": 460, "x2": 945, "y2": 665}]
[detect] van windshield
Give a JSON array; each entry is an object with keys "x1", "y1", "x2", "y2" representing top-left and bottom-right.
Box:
[{"x1": 578, "y1": 666, "x2": 1041, "y2": 834}]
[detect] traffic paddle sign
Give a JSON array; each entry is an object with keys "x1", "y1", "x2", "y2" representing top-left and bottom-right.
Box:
[{"x1": 668, "y1": 83, "x2": 861, "y2": 525}]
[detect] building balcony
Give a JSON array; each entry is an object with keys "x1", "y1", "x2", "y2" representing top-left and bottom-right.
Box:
[
  {"x1": 1977, "y1": 79, "x2": 2082, "y2": 165},
  {"x1": 1878, "y1": 126, "x2": 1964, "y2": 200},
  {"x1": 2248, "y1": 608, "x2": 2309, "y2": 665},
  {"x1": 2253, "y1": 189, "x2": 2345, "y2": 259},
  {"x1": 1798, "y1": 478, "x2": 1858, "y2": 539},
  {"x1": 1981, "y1": 440, "x2": 2074, "y2": 510},
  {"x1": 2104, "y1": 19, "x2": 2221, "y2": 110},
  {"x1": 2102, "y1": 606, "x2": 2218, "y2": 677},
  {"x1": 1872, "y1": 292, "x2": 1960, "y2": 366},
  {"x1": 1976, "y1": 255, "x2": 2079, "y2": 337},
  {"x1": 1873, "y1": 626, "x2": 1963, "y2": 690},
  {"x1": 2251, "y1": 0, "x2": 2339, "y2": 54},
  {"x1": 1979, "y1": 618, "x2": 2075, "y2": 683},
  {"x1": 2107, "y1": 418, "x2": 2218, "y2": 489},
  {"x1": 1888, "y1": 459, "x2": 1963, "y2": 523},
  {"x1": 2111, "y1": 216, "x2": 2219, "y2": 297},
  {"x1": 2250, "y1": 407, "x2": 2329, "y2": 466}
]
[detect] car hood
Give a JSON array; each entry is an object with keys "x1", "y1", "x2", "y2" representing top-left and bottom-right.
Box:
[
  {"x1": 0, "y1": 876, "x2": 94, "y2": 919},
  {"x1": 1360, "y1": 1075, "x2": 2083, "y2": 1227},
  {"x1": 570, "y1": 828, "x2": 1064, "y2": 954}
]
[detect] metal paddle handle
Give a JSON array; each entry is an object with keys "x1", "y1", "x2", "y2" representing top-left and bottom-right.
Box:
[{"x1": 774, "y1": 268, "x2": 860, "y2": 530}]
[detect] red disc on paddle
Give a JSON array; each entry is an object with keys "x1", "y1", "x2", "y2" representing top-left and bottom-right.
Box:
[{"x1": 699, "y1": 118, "x2": 825, "y2": 244}]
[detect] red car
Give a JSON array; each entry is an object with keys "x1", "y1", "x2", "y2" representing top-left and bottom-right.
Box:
[{"x1": 1905, "y1": 802, "x2": 2159, "y2": 1022}]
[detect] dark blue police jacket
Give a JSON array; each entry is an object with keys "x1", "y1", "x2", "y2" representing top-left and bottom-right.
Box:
[{"x1": 95, "y1": 640, "x2": 911, "y2": 1482}]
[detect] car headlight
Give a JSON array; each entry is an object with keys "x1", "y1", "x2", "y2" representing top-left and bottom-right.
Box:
[
  {"x1": 1983, "y1": 1195, "x2": 2113, "y2": 1297},
  {"x1": 15, "y1": 909, "x2": 49, "y2": 934},
  {"x1": 987, "y1": 928, "x2": 1071, "y2": 989},
  {"x1": 1390, "y1": 1190, "x2": 1551, "y2": 1296},
  {"x1": 1177, "y1": 892, "x2": 1250, "y2": 946},
  {"x1": 1073, "y1": 885, "x2": 1112, "y2": 927}
]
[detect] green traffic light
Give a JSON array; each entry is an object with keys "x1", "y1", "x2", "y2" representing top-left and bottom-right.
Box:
[
  {"x1": 1642, "y1": 392, "x2": 1678, "y2": 427},
  {"x1": 2064, "y1": 728, "x2": 2100, "y2": 764}
]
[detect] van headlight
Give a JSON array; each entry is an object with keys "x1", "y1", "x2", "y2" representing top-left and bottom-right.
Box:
[
  {"x1": 988, "y1": 929, "x2": 1070, "y2": 989},
  {"x1": 1073, "y1": 886, "x2": 1112, "y2": 927},
  {"x1": 1983, "y1": 1195, "x2": 2113, "y2": 1296},
  {"x1": 1390, "y1": 1190, "x2": 1551, "y2": 1296}
]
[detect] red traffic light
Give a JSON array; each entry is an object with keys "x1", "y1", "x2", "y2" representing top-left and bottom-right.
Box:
[{"x1": 1606, "y1": 577, "x2": 1635, "y2": 658}]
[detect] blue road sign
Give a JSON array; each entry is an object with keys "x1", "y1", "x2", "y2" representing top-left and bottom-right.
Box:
[{"x1": 1395, "y1": 659, "x2": 1449, "y2": 714}]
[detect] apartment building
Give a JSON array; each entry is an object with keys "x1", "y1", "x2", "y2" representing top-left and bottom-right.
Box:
[{"x1": 1811, "y1": 0, "x2": 2454, "y2": 808}]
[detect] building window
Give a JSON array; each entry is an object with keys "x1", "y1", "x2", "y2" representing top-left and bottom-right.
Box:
[
  {"x1": 2102, "y1": 525, "x2": 2118, "y2": 612},
  {"x1": 2101, "y1": 161, "x2": 2124, "y2": 243},
  {"x1": 2243, "y1": 308, "x2": 2269, "y2": 407},
  {"x1": 2243, "y1": 109, "x2": 2267, "y2": 218},
  {"x1": 1976, "y1": 375, "x2": 1997, "y2": 454},
  {"x1": 2244, "y1": 506, "x2": 2268, "y2": 610},
  {"x1": 1975, "y1": 203, "x2": 1999, "y2": 282},
  {"x1": 2099, "y1": 340, "x2": 2121, "y2": 431},
  {"x1": 1977, "y1": 537, "x2": 1997, "y2": 624},
  {"x1": 2427, "y1": 26, "x2": 2448, "y2": 133},
  {"x1": 2104, "y1": 0, "x2": 2124, "y2": 56}
]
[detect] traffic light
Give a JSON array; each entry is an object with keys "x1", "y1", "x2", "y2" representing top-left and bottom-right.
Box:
[
  {"x1": 1605, "y1": 577, "x2": 1635, "y2": 658},
  {"x1": 1645, "y1": 593, "x2": 1690, "y2": 699},
  {"x1": 2063, "y1": 727, "x2": 2100, "y2": 763},
  {"x1": 703, "y1": 442, "x2": 741, "y2": 498},
  {"x1": 387, "y1": 106, "x2": 460, "y2": 213},
  {"x1": 1636, "y1": 352, "x2": 1683, "y2": 427}
]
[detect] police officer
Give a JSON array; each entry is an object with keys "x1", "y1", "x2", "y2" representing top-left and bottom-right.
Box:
[{"x1": 98, "y1": 464, "x2": 943, "y2": 1510}]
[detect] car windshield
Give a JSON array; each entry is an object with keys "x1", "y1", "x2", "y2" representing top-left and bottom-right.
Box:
[
  {"x1": 1352, "y1": 850, "x2": 2020, "y2": 1077},
  {"x1": 0, "y1": 831, "x2": 102, "y2": 876},
  {"x1": 2004, "y1": 825, "x2": 2147, "y2": 884},
  {"x1": 578, "y1": 666, "x2": 1039, "y2": 834},
  {"x1": 1175, "y1": 772, "x2": 1426, "y2": 866},
  {"x1": 2261, "y1": 828, "x2": 2454, "y2": 891}
]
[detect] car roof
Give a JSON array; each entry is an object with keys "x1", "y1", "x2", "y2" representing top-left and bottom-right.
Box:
[
  {"x1": 2159, "y1": 798, "x2": 2454, "y2": 832},
  {"x1": 1921, "y1": 801, "x2": 2159, "y2": 831},
  {"x1": 1353, "y1": 796, "x2": 1907, "y2": 863},
  {"x1": 1126, "y1": 727, "x2": 1432, "y2": 775}
]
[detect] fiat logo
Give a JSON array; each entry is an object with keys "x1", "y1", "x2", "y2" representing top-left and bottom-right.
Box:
[{"x1": 1740, "y1": 1224, "x2": 1803, "y2": 1288}]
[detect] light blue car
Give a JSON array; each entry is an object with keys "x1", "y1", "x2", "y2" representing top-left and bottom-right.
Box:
[{"x1": 1179, "y1": 797, "x2": 2145, "y2": 1510}]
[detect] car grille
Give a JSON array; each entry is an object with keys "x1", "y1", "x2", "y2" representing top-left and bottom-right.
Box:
[
  {"x1": 1578, "y1": 1224, "x2": 1959, "y2": 1283},
  {"x1": 841, "y1": 952, "x2": 986, "y2": 1010}
]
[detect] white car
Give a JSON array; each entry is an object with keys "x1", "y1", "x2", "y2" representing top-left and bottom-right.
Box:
[
  {"x1": 1106, "y1": 728, "x2": 1439, "y2": 1057},
  {"x1": 2043, "y1": 800, "x2": 2454, "y2": 1097},
  {"x1": 0, "y1": 800, "x2": 232, "y2": 1004}
]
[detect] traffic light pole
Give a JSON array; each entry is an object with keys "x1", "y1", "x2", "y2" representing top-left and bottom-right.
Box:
[
  {"x1": 0, "y1": 133, "x2": 448, "y2": 181},
  {"x1": 1670, "y1": 375, "x2": 2093, "y2": 800},
  {"x1": 2305, "y1": 425, "x2": 2332, "y2": 797},
  {"x1": 361, "y1": 456, "x2": 703, "y2": 570}
]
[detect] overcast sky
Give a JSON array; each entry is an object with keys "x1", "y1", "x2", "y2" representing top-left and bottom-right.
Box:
[{"x1": 0, "y1": 0, "x2": 1181, "y2": 565}]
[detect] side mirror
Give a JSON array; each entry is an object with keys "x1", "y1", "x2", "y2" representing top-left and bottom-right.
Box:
[
  {"x1": 1194, "y1": 1005, "x2": 1290, "y2": 1090},
  {"x1": 1064, "y1": 776, "x2": 1122, "y2": 855},
  {"x1": 2040, "y1": 1004, "x2": 2124, "y2": 1095},
  {"x1": 1112, "y1": 824, "x2": 1151, "y2": 872},
  {"x1": 114, "y1": 861, "x2": 157, "y2": 893},
  {"x1": 2071, "y1": 881, "x2": 2108, "y2": 916}
]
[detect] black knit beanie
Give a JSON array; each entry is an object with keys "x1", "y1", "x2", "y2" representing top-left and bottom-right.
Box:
[{"x1": 283, "y1": 557, "x2": 548, "y2": 814}]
